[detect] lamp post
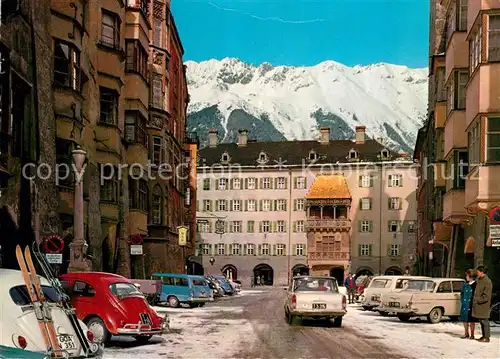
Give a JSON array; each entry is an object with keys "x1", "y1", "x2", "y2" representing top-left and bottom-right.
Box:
[{"x1": 68, "y1": 146, "x2": 90, "y2": 273}]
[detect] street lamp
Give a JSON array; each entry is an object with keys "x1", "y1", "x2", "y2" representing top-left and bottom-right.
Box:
[{"x1": 68, "y1": 146, "x2": 90, "y2": 273}]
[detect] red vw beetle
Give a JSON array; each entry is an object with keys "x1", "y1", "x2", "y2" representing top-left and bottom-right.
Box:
[{"x1": 59, "y1": 272, "x2": 169, "y2": 345}]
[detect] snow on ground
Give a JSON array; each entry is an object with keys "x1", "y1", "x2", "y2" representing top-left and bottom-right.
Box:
[
  {"x1": 345, "y1": 303, "x2": 500, "y2": 358},
  {"x1": 102, "y1": 291, "x2": 258, "y2": 359}
]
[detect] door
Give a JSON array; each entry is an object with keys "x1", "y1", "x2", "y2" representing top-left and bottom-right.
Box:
[
  {"x1": 450, "y1": 280, "x2": 464, "y2": 316},
  {"x1": 435, "y1": 281, "x2": 455, "y2": 314}
]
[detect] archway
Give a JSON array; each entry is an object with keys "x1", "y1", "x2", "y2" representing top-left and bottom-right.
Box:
[
  {"x1": 384, "y1": 266, "x2": 403, "y2": 275},
  {"x1": 253, "y1": 263, "x2": 274, "y2": 285},
  {"x1": 329, "y1": 267, "x2": 344, "y2": 286},
  {"x1": 355, "y1": 267, "x2": 374, "y2": 277},
  {"x1": 292, "y1": 264, "x2": 309, "y2": 277},
  {"x1": 222, "y1": 264, "x2": 237, "y2": 280},
  {"x1": 189, "y1": 261, "x2": 204, "y2": 275}
]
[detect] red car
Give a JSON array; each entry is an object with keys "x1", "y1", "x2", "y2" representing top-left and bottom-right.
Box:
[{"x1": 60, "y1": 272, "x2": 169, "y2": 345}]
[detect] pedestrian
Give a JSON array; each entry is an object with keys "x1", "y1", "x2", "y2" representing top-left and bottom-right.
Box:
[
  {"x1": 344, "y1": 273, "x2": 356, "y2": 304},
  {"x1": 459, "y1": 269, "x2": 478, "y2": 339},
  {"x1": 251, "y1": 275, "x2": 255, "y2": 288},
  {"x1": 472, "y1": 265, "x2": 493, "y2": 343}
]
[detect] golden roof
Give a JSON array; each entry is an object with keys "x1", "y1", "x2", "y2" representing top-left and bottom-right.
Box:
[{"x1": 305, "y1": 174, "x2": 351, "y2": 199}]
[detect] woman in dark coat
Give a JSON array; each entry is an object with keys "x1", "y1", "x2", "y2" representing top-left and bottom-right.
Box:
[{"x1": 460, "y1": 269, "x2": 478, "y2": 339}]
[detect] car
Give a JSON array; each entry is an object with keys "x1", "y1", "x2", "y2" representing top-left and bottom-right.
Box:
[
  {"x1": 0, "y1": 269, "x2": 99, "y2": 357},
  {"x1": 60, "y1": 272, "x2": 169, "y2": 345},
  {"x1": 207, "y1": 275, "x2": 234, "y2": 295},
  {"x1": 151, "y1": 273, "x2": 214, "y2": 308},
  {"x1": 204, "y1": 277, "x2": 224, "y2": 297},
  {"x1": 375, "y1": 277, "x2": 464, "y2": 323},
  {"x1": 283, "y1": 276, "x2": 347, "y2": 327},
  {"x1": 0, "y1": 345, "x2": 48, "y2": 359}
]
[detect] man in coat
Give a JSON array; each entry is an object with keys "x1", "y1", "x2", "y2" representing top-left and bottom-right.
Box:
[
  {"x1": 472, "y1": 265, "x2": 493, "y2": 342},
  {"x1": 344, "y1": 273, "x2": 356, "y2": 304}
]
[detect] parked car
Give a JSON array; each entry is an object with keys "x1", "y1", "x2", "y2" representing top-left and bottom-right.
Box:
[
  {"x1": 0, "y1": 345, "x2": 47, "y2": 359},
  {"x1": 60, "y1": 272, "x2": 169, "y2": 345},
  {"x1": 209, "y1": 275, "x2": 235, "y2": 295},
  {"x1": 151, "y1": 273, "x2": 214, "y2": 308},
  {"x1": 360, "y1": 275, "x2": 430, "y2": 312},
  {"x1": 132, "y1": 279, "x2": 162, "y2": 306},
  {"x1": 283, "y1": 276, "x2": 347, "y2": 327},
  {"x1": 376, "y1": 277, "x2": 464, "y2": 323},
  {"x1": 230, "y1": 280, "x2": 241, "y2": 292},
  {"x1": 0, "y1": 269, "x2": 99, "y2": 357},
  {"x1": 205, "y1": 277, "x2": 224, "y2": 297},
  {"x1": 354, "y1": 275, "x2": 372, "y2": 302}
]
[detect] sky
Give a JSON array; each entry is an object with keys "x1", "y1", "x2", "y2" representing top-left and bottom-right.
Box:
[{"x1": 171, "y1": 0, "x2": 430, "y2": 69}]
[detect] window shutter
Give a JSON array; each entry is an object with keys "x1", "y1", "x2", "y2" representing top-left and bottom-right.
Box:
[
  {"x1": 369, "y1": 198, "x2": 372, "y2": 210},
  {"x1": 244, "y1": 178, "x2": 248, "y2": 189},
  {"x1": 283, "y1": 200, "x2": 287, "y2": 211},
  {"x1": 359, "y1": 198, "x2": 362, "y2": 209},
  {"x1": 282, "y1": 244, "x2": 287, "y2": 256},
  {"x1": 259, "y1": 200, "x2": 263, "y2": 211},
  {"x1": 358, "y1": 175, "x2": 362, "y2": 187},
  {"x1": 228, "y1": 222, "x2": 233, "y2": 233},
  {"x1": 369, "y1": 221, "x2": 373, "y2": 232},
  {"x1": 357, "y1": 221, "x2": 362, "y2": 232},
  {"x1": 369, "y1": 176, "x2": 374, "y2": 187},
  {"x1": 294, "y1": 177, "x2": 297, "y2": 189},
  {"x1": 387, "y1": 244, "x2": 392, "y2": 256},
  {"x1": 304, "y1": 177, "x2": 307, "y2": 187},
  {"x1": 258, "y1": 244, "x2": 262, "y2": 255},
  {"x1": 269, "y1": 178, "x2": 273, "y2": 189},
  {"x1": 196, "y1": 200, "x2": 199, "y2": 212},
  {"x1": 272, "y1": 221, "x2": 277, "y2": 232},
  {"x1": 243, "y1": 244, "x2": 248, "y2": 255},
  {"x1": 272, "y1": 244, "x2": 277, "y2": 256},
  {"x1": 293, "y1": 199, "x2": 297, "y2": 211},
  {"x1": 229, "y1": 200, "x2": 234, "y2": 211},
  {"x1": 398, "y1": 221, "x2": 403, "y2": 232},
  {"x1": 254, "y1": 178, "x2": 258, "y2": 189},
  {"x1": 209, "y1": 220, "x2": 213, "y2": 232},
  {"x1": 368, "y1": 245, "x2": 372, "y2": 256},
  {"x1": 358, "y1": 244, "x2": 362, "y2": 257},
  {"x1": 215, "y1": 200, "x2": 219, "y2": 211},
  {"x1": 228, "y1": 244, "x2": 233, "y2": 255},
  {"x1": 399, "y1": 176, "x2": 403, "y2": 187},
  {"x1": 388, "y1": 221, "x2": 392, "y2": 232},
  {"x1": 388, "y1": 175, "x2": 392, "y2": 187},
  {"x1": 224, "y1": 221, "x2": 228, "y2": 233},
  {"x1": 284, "y1": 178, "x2": 288, "y2": 189},
  {"x1": 293, "y1": 244, "x2": 297, "y2": 256},
  {"x1": 388, "y1": 198, "x2": 392, "y2": 209},
  {"x1": 216, "y1": 179, "x2": 220, "y2": 189},
  {"x1": 274, "y1": 178, "x2": 278, "y2": 188},
  {"x1": 224, "y1": 244, "x2": 228, "y2": 255},
  {"x1": 229, "y1": 179, "x2": 233, "y2": 190},
  {"x1": 398, "y1": 198, "x2": 402, "y2": 210},
  {"x1": 293, "y1": 221, "x2": 297, "y2": 232},
  {"x1": 244, "y1": 200, "x2": 248, "y2": 211},
  {"x1": 259, "y1": 221, "x2": 262, "y2": 232},
  {"x1": 304, "y1": 244, "x2": 307, "y2": 256},
  {"x1": 210, "y1": 244, "x2": 214, "y2": 255},
  {"x1": 273, "y1": 200, "x2": 278, "y2": 211},
  {"x1": 259, "y1": 178, "x2": 264, "y2": 188}
]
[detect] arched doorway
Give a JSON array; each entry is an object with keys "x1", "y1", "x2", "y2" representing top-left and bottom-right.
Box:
[
  {"x1": 385, "y1": 266, "x2": 403, "y2": 275},
  {"x1": 330, "y1": 267, "x2": 344, "y2": 286},
  {"x1": 222, "y1": 264, "x2": 237, "y2": 280},
  {"x1": 356, "y1": 267, "x2": 374, "y2": 277},
  {"x1": 253, "y1": 264, "x2": 273, "y2": 285},
  {"x1": 292, "y1": 264, "x2": 309, "y2": 277}
]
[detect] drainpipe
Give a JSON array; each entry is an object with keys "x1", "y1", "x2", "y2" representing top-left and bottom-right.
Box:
[
  {"x1": 287, "y1": 167, "x2": 292, "y2": 284},
  {"x1": 379, "y1": 163, "x2": 383, "y2": 274}
]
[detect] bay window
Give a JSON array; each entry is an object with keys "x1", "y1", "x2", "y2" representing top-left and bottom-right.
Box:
[
  {"x1": 488, "y1": 15, "x2": 500, "y2": 62},
  {"x1": 468, "y1": 121, "x2": 480, "y2": 166},
  {"x1": 129, "y1": 178, "x2": 148, "y2": 212},
  {"x1": 125, "y1": 40, "x2": 148, "y2": 79},
  {"x1": 447, "y1": 70, "x2": 468, "y2": 112},
  {"x1": 469, "y1": 26, "x2": 482, "y2": 73}
]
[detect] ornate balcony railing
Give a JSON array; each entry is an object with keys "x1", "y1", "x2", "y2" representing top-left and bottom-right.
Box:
[
  {"x1": 306, "y1": 219, "x2": 351, "y2": 230},
  {"x1": 308, "y1": 252, "x2": 349, "y2": 260}
]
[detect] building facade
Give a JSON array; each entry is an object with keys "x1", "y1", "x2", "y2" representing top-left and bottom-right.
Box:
[
  {"x1": 196, "y1": 126, "x2": 418, "y2": 286},
  {"x1": 0, "y1": 0, "x2": 193, "y2": 277}
]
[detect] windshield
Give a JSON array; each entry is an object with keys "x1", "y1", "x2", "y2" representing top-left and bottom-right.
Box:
[
  {"x1": 10, "y1": 285, "x2": 60, "y2": 306},
  {"x1": 369, "y1": 279, "x2": 391, "y2": 288},
  {"x1": 192, "y1": 278, "x2": 208, "y2": 286},
  {"x1": 293, "y1": 278, "x2": 338, "y2": 293},
  {"x1": 109, "y1": 282, "x2": 143, "y2": 297},
  {"x1": 404, "y1": 280, "x2": 435, "y2": 292}
]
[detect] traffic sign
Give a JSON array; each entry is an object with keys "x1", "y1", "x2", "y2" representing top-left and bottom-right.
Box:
[
  {"x1": 130, "y1": 245, "x2": 143, "y2": 255},
  {"x1": 489, "y1": 207, "x2": 500, "y2": 224},
  {"x1": 45, "y1": 253, "x2": 63, "y2": 264},
  {"x1": 490, "y1": 224, "x2": 500, "y2": 238},
  {"x1": 42, "y1": 234, "x2": 64, "y2": 254}
]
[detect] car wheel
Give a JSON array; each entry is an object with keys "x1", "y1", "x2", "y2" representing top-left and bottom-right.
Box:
[
  {"x1": 86, "y1": 317, "x2": 110, "y2": 345},
  {"x1": 332, "y1": 317, "x2": 342, "y2": 327},
  {"x1": 427, "y1": 307, "x2": 443, "y2": 324},
  {"x1": 449, "y1": 316, "x2": 459, "y2": 322},
  {"x1": 134, "y1": 335, "x2": 152, "y2": 344},
  {"x1": 198, "y1": 302, "x2": 205, "y2": 307},
  {"x1": 379, "y1": 311, "x2": 389, "y2": 317},
  {"x1": 397, "y1": 315, "x2": 410, "y2": 322},
  {"x1": 168, "y1": 296, "x2": 180, "y2": 308},
  {"x1": 188, "y1": 303, "x2": 198, "y2": 308},
  {"x1": 287, "y1": 312, "x2": 296, "y2": 325}
]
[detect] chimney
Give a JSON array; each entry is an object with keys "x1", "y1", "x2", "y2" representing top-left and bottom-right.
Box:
[
  {"x1": 208, "y1": 129, "x2": 218, "y2": 148},
  {"x1": 237, "y1": 128, "x2": 248, "y2": 147},
  {"x1": 319, "y1": 126, "x2": 330, "y2": 144},
  {"x1": 355, "y1": 126, "x2": 366, "y2": 144}
]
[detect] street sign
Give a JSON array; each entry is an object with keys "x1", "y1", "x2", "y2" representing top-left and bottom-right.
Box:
[
  {"x1": 177, "y1": 226, "x2": 188, "y2": 246},
  {"x1": 489, "y1": 224, "x2": 500, "y2": 238},
  {"x1": 489, "y1": 207, "x2": 500, "y2": 224},
  {"x1": 43, "y1": 234, "x2": 64, "y2": 254},
  {"x1": 130, "y1": 245, "x2": 143, "y2": 255},
  {"x1": 492, "y1": 239, "x2": 500, "y2": 247},
  {"x1": 45, "y1": 253, "x2": 62, "y2": 264}
]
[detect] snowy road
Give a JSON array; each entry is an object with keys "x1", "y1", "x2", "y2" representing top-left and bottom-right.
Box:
[{"x1": 102, "y1": 287, "x2": 500, "y2": 358}]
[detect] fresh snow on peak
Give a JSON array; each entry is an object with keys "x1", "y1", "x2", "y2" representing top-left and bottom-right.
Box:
[{"x1": 186, "y1": 58, "x2": 428, "y2": 153}]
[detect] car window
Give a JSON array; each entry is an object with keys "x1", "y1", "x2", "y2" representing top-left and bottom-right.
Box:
[
  {"x1": 192, "y1": 279, "x2": 207, "y2": 286},
  {"x1": 293, "y1": 278, "x2": 338, "y2": 293},
  {"x1": 73, "y1": 281, "x2": 96, "y2": 297},
  {"x1": 395, "y1": 279, "x2": 409, "y2": 289},
  {"x1": 10, "y1": 285, "x2": 60, "y2": 306},
  {"x1": 370, "y1": 279, "x2": 390, "y2": 288},
  {"x1": 161, "y1": 277, "x2": 189, "y2": 286},
  {"x1": 451, "y1": 281, "x2": 463, "y2": 292},
  {"x1": 437, "y1": 281, "x2": 452, "y2": 293},
  {"x1": 405, "y1": 280, "x2": 435, "y2": 292},
  {"x1": 109, "y1": 282, "x2": 142, "y2": 296}
]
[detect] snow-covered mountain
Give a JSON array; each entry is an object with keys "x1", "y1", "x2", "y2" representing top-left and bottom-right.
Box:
[{"x1": 186, "y1": 58, "x2": 428, "y2": 153}]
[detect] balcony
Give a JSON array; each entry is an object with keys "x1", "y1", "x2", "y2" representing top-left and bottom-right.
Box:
[
  {"x1": 308, "y1": 252, "x2": 349, "y2": 261},
  {"x1": 444, "y1": 111, "x2": 466, "y2": 159},
  {"x1": 442, "y1": 189, "x2": 467, "y2": 224},
  {"x1": 306, "y1": 219, "x2": 351, "y2": 231}
]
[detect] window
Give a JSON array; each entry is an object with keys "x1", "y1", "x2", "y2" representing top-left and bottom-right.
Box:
[
  {"x1": 202, "y1": 244, "x2": 211, "y2": 255},
  {"x1": 446, "y1": 3, "x2": 456, "y2": 45},
  {"x1": 100, "y1": 165, "x2": 119, "y2": 203},
  {"x1": 10, "y1": 285, "x2": 61, "y2": 305},
  {"x1": 296, "y1": 220, "x2": 304, "y2": 232},
  {"x1": 153, "y1": 17, "x2": 162, "y2": 47},
  {"x1": 380, "y1": 149, "x2": 389, "y2": 158},
  {"x1": 360, "y1": 198, "x2": 371, "y2": 210},
  {"x1": 295, "y1": 199, "x2": 305, "y2": 211},
  {"x1": 437, "y1": 281, "x2": 452, "y2": 293},
  {"x1": 232, "y1": 178, "x2": 241, "y2": 189},
  {"x1": 276, "y1": 244, "x2": 285, "y2": 256},
  {"x1": 101, "y1": 10, "x2": 120, "y2": 48},
  {"x1": 359, "y1": 175, "x2": 372, "y2": 188},
  {"x1": 129, "y1": 178, "x2": 148, "y2": 211},
  {"x1": 447, "y1": 70, "x2": 468, "y2": 112},
  {"x1": 152, "y1": 75, "x2": 163, "y2": 109},
  {"x1": 488, "y1": 15, "x2": 500, "y2": 62},
  {"x1": 452, "y1": 281, "x2": 464, "y2": 292},
  {"x1": 217, "y1": 243, "x2": 225, "y2": 256},
  {"x1": 125, "y1": 40, "x2": 148, "y2": 79},
  {"x1": 469, "y1": 26, "x2": 482, "y2": 73},
  {"x1": 221, "y1": 153, "x2": 229, "y2": 162},
  {"x1": 109, "y1": 283, "x2": 141, "y2": 297},
  {"x1": 198, "y1": 221, "x2": 209, "y2": 233},
  {"x1": 232, "y1": 244, "x2": 241, "y2": 255},
  {"x1": 359, "y1": 220, "x2": 372, "y2": 233},
  {"x1": 218, "y1": 178, "x2": 227, "y2": 190},
  {"x1": 458, "y1": 0, "x2": 467, "y2": 31},
  {"x1": 468, "y1": 121, "x2": 480, "y2": 166},
  {"x1": 150, "y1": 184, "x2": 162, "y2": 224},
  {"x1": 277, "y1": 220, "x2": 285, "y2": 232},
  {"x1": 247, "y1": 177, "x2": 256, "y2": 189},
  {"x1": 127, "y1": 0, "x2": 149, "y2": 16},
  {"x1": 261, "y1": 220, "x2": 271, "y2": 233},
  {"x1": 389, "y1": 244, "x2": 400, "y2": 257},
  {"x1": 152, "y1": 136, "x2": 163, "y2": 166},
  {"x1": 349, "y1": 149, "x2": 357, "y2": 159},
  {"x1": 388, "y1": 174, "x2": 402, "y2": 187},
  {"x1": 217, "y1": 199, "x2": 227, "y2": 211},
  {"x1": 247, "y1": 199, "x2": 256, "y2": 211},
  {"x1": 262, "y1": 199, "x2": 271, "y2": 211},
  {"x1": 99, "y1": 87, "x2": 119, "y2": 125},
  {"x1": 247, "y1": 221, "x2": 254, "y2": 232},
  {"x1": 72, "y1": 281, "x2": 96, "y2": 297},
  {"x1": 53, "y1": 41, "x2": 80, "y2": 90},
  {"x1": 486, "y1": 118, "x2": 500, "y2": 162},
  {"x1": 388, "y1": 221, "x2": 402, "y2": 232},
  {"x1": 276, "y1": 199, "x2": 286, "y2": 211},
  {"x1": 55, "y1": 138, "x2": 75, "y2": 187},
  {"x1": 308, "y1": 150, "x2": 318, "y2": 160},
  {"x1": 125, "y1": 111, "x2": 147, "y2": 147},
  {"x1": 203, "y1": 200, "x2": 211, "y2": 212},
  {"x1": 408, "y1": 221, "x2": 416, "y2": 233},
  {"x1": 247, "y1": 244, "x2": 255, "y2": 255},
  {"x1": 232, "y1": 200, "x2": 241, "y2": 211},
  {"x1": 389, "y1": 197, "x2": 402, "y2": 210},
  {"x1": 262, "y1": 177, "x2": 271, "y2": 189},
  {"x1": 435, "y1": 67, "x2": 446, "y2": 102},
  {"x1": 295, "y1": 244, "x2": 304, "y2": 256},
  {"x1": 276, "y1": 177, "x2": 286, "y2": 189},
  {"x1": 295, "y1": 177, "x2": 306, "y2": 189},
  {"x1": 258, "y1": 152, "x2": 268, "y2": 162},
  {"x1": 203, "y1": 178, "x2": 210, "y2": 190},
  {"x1": 261, "y1": 244, "x2": 270, "y2": 255},
  {"x1": 359, "y1": 244, "x2": 372, "y2": 256},
  {"x1": 448, "y1": 150, "x2": 469, "y2": 188}
]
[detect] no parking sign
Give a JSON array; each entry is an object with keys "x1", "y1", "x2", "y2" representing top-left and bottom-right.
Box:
[{"x1": 489, "y1": 207, "x2": 500, "y2": 224}]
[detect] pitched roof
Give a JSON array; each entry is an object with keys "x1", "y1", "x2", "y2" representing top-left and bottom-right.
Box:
[{"x1": 305, "y1": 174, "x2": 351, "y2": 199}]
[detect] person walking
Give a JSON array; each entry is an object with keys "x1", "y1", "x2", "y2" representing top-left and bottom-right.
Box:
[
  {"x1": 472, "y1": 265, "x2": 493, "y2": 343},
  {"x1": 344, "y1": 273, "x2": 356, "y2": 304},
  {"x1": 459, "y1": 269, "x2": 478, "y2": 339}
]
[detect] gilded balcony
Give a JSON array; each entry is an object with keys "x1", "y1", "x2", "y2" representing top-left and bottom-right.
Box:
[{"x1": 306, "y1": 219, "x2": 351, "y2": 231}]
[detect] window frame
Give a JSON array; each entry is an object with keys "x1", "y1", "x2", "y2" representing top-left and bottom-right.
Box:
[
  {"x1": 468, "y1": 120, "x2": 480, "y2": 166},
  {"x1": 296, "y1": 220, "x2": 304, "y2": 232},
  {"x1": 125, "y1": 111, "x2": 147, "y2": 147},
  {"x1": 125, "y1": 40, "x2": 148, "y2": 80},
  {"x1": 360, "y1": 244, "x2": 371, "y2": 256},
  {"x1": 295, "y1": 244, "x2": 304, "y2": 256},
  {"x1": 488, "y1": 14, "x2": 500, "y2": 62},
  {"x1": 486, "y1": 117, "x2": 500, "y2": 163},
  {"x1": 150, "y1": 184, "x2": 163, "y2": 224},
  {"x1": 101, "y1": 10, "x2": 121, "y2": 48},
  {"x1": 100, "y1": 164, "x2": 120, "y2": 203},
  {"x1": 53, "y1": 40, "x2": 81, "y2": 91},
  {"x1": 99, "y1": 87, "x2": 119, "y2": 125}
]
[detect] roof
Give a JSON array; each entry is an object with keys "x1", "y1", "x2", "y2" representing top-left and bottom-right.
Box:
[
  {"x1": 60, "y1": 272, "x2": 130, "y2": 284},
  {"x1": 372, "y1": 275, "x2": 431, "y2": 280},
  {"x1": 305, "y1": 174, "x2": 351, "y2": 199},
  {"x1": 198, "y1": 139, "x2": 395, "y2": 167},
  {"x1": 0, "y1": 269, "x2": 51, "y2": 290}
]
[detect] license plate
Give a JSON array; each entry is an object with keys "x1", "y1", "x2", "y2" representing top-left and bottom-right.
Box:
[
  {"x1": 371, "y1": 296, "x2": 379, "y2": 301},
  {"x1": 140, "y1": 313, "x2": 152, "y2": 325},
  {"x1": 57, "y1": 335, "x2": 76, "y2": 350},
  {"x1": 389, "y1": 302, "x2": 400, "y2": 308},
  {"x1": 312, "y1": 303, "x2": 326, "y2": 309}
]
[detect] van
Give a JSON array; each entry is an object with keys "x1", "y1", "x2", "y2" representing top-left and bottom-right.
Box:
[{"x1": 151, "y1": 273, "x2": 214, "y2": 308}]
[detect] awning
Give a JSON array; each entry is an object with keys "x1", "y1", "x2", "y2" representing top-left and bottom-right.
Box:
[
  {"x1": 464, "y1": 236, "x2": 475, "y2": 254},
  {"x1": 305, "y1": 174, "x2": 351, "y2": 200}
]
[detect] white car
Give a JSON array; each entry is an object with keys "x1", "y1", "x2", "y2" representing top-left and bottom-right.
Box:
[
  {"x1": 284, "y1": 276, "x2": 347, "y2": 327},
  {"x1": 0, "y1": 269, "x2": 100, "y2": 357}
]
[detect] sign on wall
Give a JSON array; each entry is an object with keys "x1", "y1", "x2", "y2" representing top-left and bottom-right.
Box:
[
  {"x1": 178, "y1": 226, "x2": 188, "y2": 246},
  {"x1": 130, "y1": 245, "x2": 143, "y2": 255}
]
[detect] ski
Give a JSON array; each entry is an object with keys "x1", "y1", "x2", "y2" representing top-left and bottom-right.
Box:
[
  {"x1": 24, "y1": 246, "x2": 62, "y2": 357},
  {"x1": 15, "y1": 245, "x2": 54, "y2": 354}
]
